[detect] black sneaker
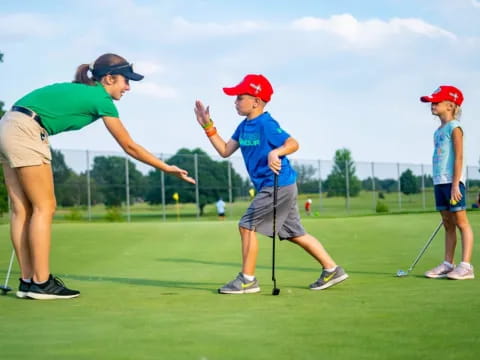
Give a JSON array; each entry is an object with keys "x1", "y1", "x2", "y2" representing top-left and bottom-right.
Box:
[
  {"x1": 16, "y1": 278, "x2": 31, "y2": 299},
  {"x1": 310, "y1": 266, "x2": 349, "y2": 290},
  {"x1": 27, "y1": 275, "x2": 80, "y2": 300}
]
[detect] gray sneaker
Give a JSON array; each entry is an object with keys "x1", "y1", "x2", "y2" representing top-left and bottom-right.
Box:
[
  {"x1": 310, "y1": 266, "x2": 349, "y2": 290},
  {"x1": 218, "y1": 273, "x2": 260, "y2": 294}
]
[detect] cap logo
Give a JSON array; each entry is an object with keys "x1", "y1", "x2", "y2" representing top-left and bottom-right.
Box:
[
  {"x1": 249, "y1": 83, "x2": 262, "y2": 94},
  {"x1": 450, "y1": 92, "x2": 458, "y2": 101}
]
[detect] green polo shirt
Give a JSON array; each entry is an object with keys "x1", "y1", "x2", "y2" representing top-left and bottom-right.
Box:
[{"x1": 14, "y1": 82, "x2": 119, "y2": 135}]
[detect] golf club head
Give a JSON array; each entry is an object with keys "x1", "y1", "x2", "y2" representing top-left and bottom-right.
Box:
[
  {"x1": 396, "y1": 270, "x2": 408, "y2": 277},
  {"x1": 0, "y1": 286, "x2": 12, "y2": 295},
  {"x1": 272, "y1": 288, "x2": 280, "y2": 296}
]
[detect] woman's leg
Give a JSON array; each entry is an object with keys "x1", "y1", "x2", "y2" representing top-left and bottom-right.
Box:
[
  {"x1": 2, "y1": 164, "x2": 33, "y2": 280},
  {"x1": 15, "y1": 164, "x2": 56, "y2": 283}
]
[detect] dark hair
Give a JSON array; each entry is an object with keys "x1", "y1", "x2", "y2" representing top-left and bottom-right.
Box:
[{"x1": 73, "y1": 53, "x2": 128, "y2": 85}]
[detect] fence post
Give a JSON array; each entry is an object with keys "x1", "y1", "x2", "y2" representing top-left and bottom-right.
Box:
[
  {"x1": 228, "y1": 160, "x2": 233, "y2": 204},
  {"x1": 86, "y1": 150, "x2": 92, "y2": 221},
  {"x1": 345, "y1": 160, "x2": 350, "y2": 212},
  {"x1": 421, "y1": 164, "x2": 426, "y2": 210},
  {"x1": 318, "y1": 160, "x2": 323, "y2": 212},
  {"x1": 194, "y1": 153, "x2": 200, "y2": 218},
  {"x1": 125, "y1": 156, "x2": 131, "y2": 223},
  {"x1": 160, "y1": 153, "x2": 166, "y2": 222},
  {"x1": 371, "y1": 162, "x2": 376, "y2": 211},
  {"x1": 397, "y1": 163, "x2": 402, "y2": 210}
]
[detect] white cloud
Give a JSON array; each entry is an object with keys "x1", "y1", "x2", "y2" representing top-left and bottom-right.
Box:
[
  {"x1": 0, "y1": 13, "x2": 58, "y2": 39},
  {"x1": 134, "y1": 61, "x2": 166, "y2": 76},
  {"x1": 134, "y1": 82, "x2": 178, "y2": 99},
  {"x1": 291, "y1": 14, "x2": 456, "y2": 48},
  {"x1": 171, "y1": 16, "x2": 269, "y2": 37}
]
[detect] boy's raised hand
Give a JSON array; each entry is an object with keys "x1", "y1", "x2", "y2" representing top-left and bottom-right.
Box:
[{"x1": 194, "y1": 100, "x2": 212, "y2": 127}]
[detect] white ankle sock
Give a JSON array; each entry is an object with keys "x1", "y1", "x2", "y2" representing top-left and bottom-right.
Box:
[
  {"x1": 22, "y1": 278, "x2": 31, "y2": 283},
  {"x1": 325, "y1": 266, "x2": 337, "y2": 272},
  {"x1": 243, "y1": 273, "x2": 255, "y2": 281},
  {"x1": 443, "y1": 261, "x2": 454, "y2": 268},
  {"x1": 460, "y1": 262, "x2": 472, "y2": 269}
]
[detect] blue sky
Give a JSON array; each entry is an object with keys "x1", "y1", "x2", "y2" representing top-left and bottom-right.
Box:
[{"x1": 1, "y1": 0, "x2": 480, "y2": 166}]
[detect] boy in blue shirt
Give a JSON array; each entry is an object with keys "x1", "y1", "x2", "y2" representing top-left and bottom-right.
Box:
[{"x1": 194, "y1": 74, "x2": 348, "y2": 293}]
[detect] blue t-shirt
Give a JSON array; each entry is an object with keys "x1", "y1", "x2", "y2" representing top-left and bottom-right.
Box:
[
  {"x1": 432, "y1": 120, "x2": 466, "y2": 185},
  {"x1": 231, "y1": 112, "x2": 296, "y2": 191}
]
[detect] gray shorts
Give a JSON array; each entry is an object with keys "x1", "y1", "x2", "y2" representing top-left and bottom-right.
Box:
[
  {"x1": 0, "y1": 111, "x2": 51, "y2": 168},
  {"x1": 239, "y1": 183, "x2": 306, "y2": 240}
]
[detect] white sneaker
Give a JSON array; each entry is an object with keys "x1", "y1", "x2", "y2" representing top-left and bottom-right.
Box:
[
  {"x1": 425, "y1": 262, "x2": 454, "y2": 278},
  {"x1": 447, "y1": 263, "x2": 475, "y2": 280}
]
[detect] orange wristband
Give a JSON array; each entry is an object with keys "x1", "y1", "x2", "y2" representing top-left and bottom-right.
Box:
[{"x1": 205, "y1": 127, "x2": 217, "y2": 137}]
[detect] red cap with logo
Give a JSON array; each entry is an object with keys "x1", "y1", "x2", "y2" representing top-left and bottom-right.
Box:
[
  {"x1": 420, "y1": 85, "x2": 464, "y2": 106},
  {"x1": 223, "y1": 74, "x2": 274, "y2": 102}
]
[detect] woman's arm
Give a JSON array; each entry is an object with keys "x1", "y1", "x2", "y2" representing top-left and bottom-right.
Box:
[{"x1": 103, "y1": 116, "x2": 195, "y2": 184}]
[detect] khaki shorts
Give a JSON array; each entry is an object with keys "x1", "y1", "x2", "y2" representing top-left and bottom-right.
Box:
[
  {"x1": 0, "y1": 111, "x2": 51, "y2": 168},
  {"x1": 239, "y1": 183, "x2": 306, "y2": 240}
]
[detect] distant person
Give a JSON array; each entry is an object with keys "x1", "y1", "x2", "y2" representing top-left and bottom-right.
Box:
[
  {"x1": 216, "y1": 198, "x2": 226, "y2": 220},
  {"x1": 0, "y1": 53, "x2": 195, "y2": 300},
  {"x1": 305, "y1": 198, "x2": 312, "y2": 216},
  {"x1": 194, "y1": 74, "x2": 348, "y2": 294},
  {"x1": 420, "y1": 86, "x2": 474, "y2": 280},
  {"x1": 472, "y1": 192, "x2": 480, "y2": 209}
]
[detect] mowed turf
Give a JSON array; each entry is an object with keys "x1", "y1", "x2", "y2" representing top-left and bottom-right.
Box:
[{"x1": 1, "y1": 213, "x2": 479, "y2": 360}]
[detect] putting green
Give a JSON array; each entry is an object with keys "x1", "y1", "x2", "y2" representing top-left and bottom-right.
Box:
[{"x1": 1, "y1": 213, "x2": 479, "y2": 359}]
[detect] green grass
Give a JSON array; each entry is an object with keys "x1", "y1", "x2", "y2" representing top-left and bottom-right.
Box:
[{"x1": 1, "y1": 213, "x2": 479, "y2": 359}]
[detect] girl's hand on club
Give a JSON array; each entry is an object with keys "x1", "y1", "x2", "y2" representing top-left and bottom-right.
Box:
[
  {"x1": 167, "y1": 165, "x2": 196, "y2": 184},
  {"x1": 268, "y1": 150, "x2": 281, "y2": 175},
  {"x1": 194, "y1": 100, "x2": 212, "y2": 128}
]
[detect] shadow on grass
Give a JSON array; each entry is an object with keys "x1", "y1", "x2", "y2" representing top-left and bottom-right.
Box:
[
  {"x1": 155, "y1": 258, "x2": 394, "y2": 276},
  {"x1": 0, "y1": 270, "x2": 219, "y2": 293}
]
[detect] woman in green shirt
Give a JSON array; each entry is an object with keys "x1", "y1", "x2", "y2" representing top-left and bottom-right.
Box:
[{"x1": 0, "y1": 53, "x2": 195, "y2": 300}]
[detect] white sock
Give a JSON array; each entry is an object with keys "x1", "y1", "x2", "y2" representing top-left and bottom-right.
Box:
[
  {"x1": 22, "y1": 278, "x2": 31, "y2": 283},
  {"x1": 243, "y1": 273, "x2": 255, "y2": 281},
  {"x1": 460, "y1": 262, "x2": 472, "y2": 269},
  {"x1": 443, "y1": 261, "x2": 454, "y2": 268},
  {"x1": 325, "y1": 266, "x2": 337, "y2": 272}
]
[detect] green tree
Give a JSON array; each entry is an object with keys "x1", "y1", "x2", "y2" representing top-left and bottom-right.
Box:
[
  {"x1": 293, "y1": 163, "x2": 319, "y2": 194},
  {"x1": 90, "y1": 156, "x2": 146, "y2": 207},
  {"x1": 146, "y1": 148, "x2": 244, "y2": 215},
  {"x1": 323, "y1": 148, "x2": 361, "y2": 197},
  {"x1": 400, "y1": 169, "x2": 420, "y2": 195}
]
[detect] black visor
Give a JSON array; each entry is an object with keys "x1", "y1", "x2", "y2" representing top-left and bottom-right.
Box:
[{"x1": 92, "y1": 63, "x2": 144, "y2": 81}]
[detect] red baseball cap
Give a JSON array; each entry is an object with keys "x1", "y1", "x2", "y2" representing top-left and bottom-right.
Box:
[
  {"x1": 420, "y1": 85, "x2": 464, "y2": 106},
  {"x1": 223, "y1": 74, "x2": 274, "y2": 102}
]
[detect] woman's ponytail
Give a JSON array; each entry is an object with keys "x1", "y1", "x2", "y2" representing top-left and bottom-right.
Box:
[{"x1": 73, "y1": 64, "x2": 96, "y2": 85}]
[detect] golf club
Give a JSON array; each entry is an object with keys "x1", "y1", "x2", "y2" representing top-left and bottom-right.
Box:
[
  {"x1": 0, "y1": 250, "x2": 15, "y2": 295},
  {"x1": 396, "y1": 220, "x2": 443, "y2": 277},
  {"x1": 271, "y1": 174, "x2": 280, "y2": 296}
]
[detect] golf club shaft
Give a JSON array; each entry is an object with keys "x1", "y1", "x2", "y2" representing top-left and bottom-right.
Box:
[
  {"x1": 272, "y1": 174, "x2": 278, "y2": 287},
  {"x1": 3, "y1": 250, "x2": 15, "y2": 288},
  {"x1": 407, "y1": 221, "x2": 443, "y2": 272}
]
